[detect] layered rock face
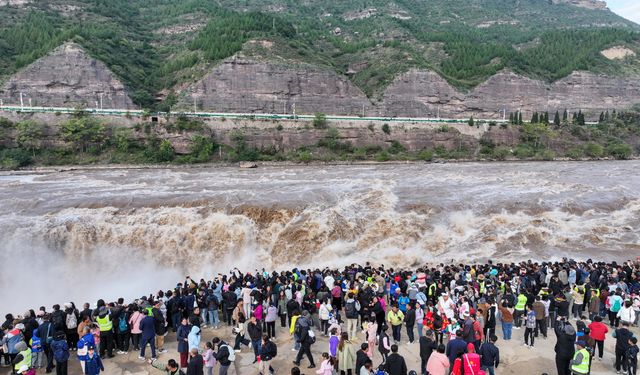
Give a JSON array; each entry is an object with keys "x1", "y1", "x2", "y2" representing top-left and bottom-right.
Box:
[
  {"x1": 383, "y1": 70, "x2": 640, "y2": 119},
  {"x1": 550, "y1": 0, "x2": 607, "y2": 10},
  {"x1": 0, "y1": 43, "x2": 134, "y2": 109},
  {"x1": 180, "y1": 58, "x2": 374, "y2": 115}
]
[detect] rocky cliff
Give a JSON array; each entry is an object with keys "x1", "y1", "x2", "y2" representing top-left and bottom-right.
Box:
[
  {"x1": 0, "y1": 43, "x2": 134, "y2": 109},
  {"x1": 551, "y1": 0, "x2": 607, "y2": 10},
  {"x1": 178, "y1": 58, "x2": 374, "y2": 115},
  {"x1": 383, "y1": 69, "x2": 640, "y2": 120}
]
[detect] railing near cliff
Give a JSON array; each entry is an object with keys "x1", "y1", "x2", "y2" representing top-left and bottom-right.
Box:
[{"x1": 0, "y1": 105, "x2": 599, "y2": 125}]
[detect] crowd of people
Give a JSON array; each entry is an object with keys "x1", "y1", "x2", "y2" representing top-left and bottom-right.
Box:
[{"x1": 1, "y1": 258, "x2": 640, "y2": 375}]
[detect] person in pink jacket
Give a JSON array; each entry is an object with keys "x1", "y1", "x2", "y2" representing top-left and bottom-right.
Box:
[
  {"x1": 315, "y1": 352, "x2": 336, "y2": 375},
  {"x1": 426, "y1": 344, "x2": 450, "y2": 375},
  {"x1": 128, "y1": 307, "x2": 145, "y2": 351}
]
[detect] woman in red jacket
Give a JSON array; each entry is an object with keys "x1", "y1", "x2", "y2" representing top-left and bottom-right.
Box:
[{"x1": 588, "y1": 315, "x2": 609, "y2": 360}]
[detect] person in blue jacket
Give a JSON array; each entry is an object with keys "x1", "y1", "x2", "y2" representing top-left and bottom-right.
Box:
[
  {"x1": 139, "y1": 314, "x2": 157, "y2": 360},
  {"x1": 77, "y1": 326, "x2": 95, "y2": 373},
  {"x1": 84, "y1": 345, "x2": 104, "y2": 375}
]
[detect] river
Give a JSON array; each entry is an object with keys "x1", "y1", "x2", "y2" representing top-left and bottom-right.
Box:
[{"x1": 1, "y1": 161, "x2": 639, "y2": 312}]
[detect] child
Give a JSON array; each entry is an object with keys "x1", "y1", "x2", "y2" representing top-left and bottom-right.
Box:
[
  {"x1": 315, "y1": 352, "x2": 336, "y2": 375},
  {"x1": 29, "y1": 329, "x2": 45, "y2": 369},
  {"x1": 84, "y1": 345, "x2": 104, "y2": 375},
  {"x1": 524, "y1": 305, "x2": 536, "y2": 348},
  {"x1": 327, "y1": 314, "x2": 342, "y2": 336},
  {"x1": 51, "y1": 331, "x2": 70, "y2": 375},
  {"x1": 628, "y1": 337, "x2": 639, "y2": 375},
  {"x1": 202, "y1": 341, "x2": 216, "y2": 375},
  {"x1": 329, "y1": 328, "x2": 339, "y2": 358}
]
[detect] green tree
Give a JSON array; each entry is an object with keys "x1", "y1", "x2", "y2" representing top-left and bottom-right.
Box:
[
  {"x1": 190, "y1": 135, "x2": 215, "y2": 162},
  {"x1": 313, "y1": 113, "x2": 327, "y2": 129},
  {"x1": 563, "y1": 109, "x2": 568, "y2": 123},
  {"x1": 16, "y1": 121, "x2": 44, "y2": 156},
  {"x1": 518, "y1": 112, "x2": 523, "y2": 125},
  {"x1": 468, "y1": 116, "x2": 475, "y2": 126},
  {"x1": 112, "y1": 127, "x2": 133, "y2": 152},
  {"x1": 554, "y1": 111, "x2": 560, "y2": 126},
  {"x1": 157, "y1": 139, "x2": 175, "y2": 162},
  {"x1": 60, "y1": 117, "x2": 106, "y2": 152},
  {"x1": 531, "y1": 112, "x2": 539, "y2": 124},
  {"x1": 543, "y1": 112, "x2": 549, "y2": 124},
  {"x1": 509, "y1": 112, "x2": 514, "y2": 124},
  {"x1": 382, "y1": 123, "x2": 391, "y2": 135}
]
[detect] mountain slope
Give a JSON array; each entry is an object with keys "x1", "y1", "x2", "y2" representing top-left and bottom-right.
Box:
[{"x1": 0, "y1": 0, "x2": 638, "y2": 108}]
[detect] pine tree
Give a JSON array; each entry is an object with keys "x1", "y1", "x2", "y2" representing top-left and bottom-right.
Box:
[
  {"x1": 572, "y1": 112, "x2": 578, "y2": 122},
  {"x1": 577, "y1": 111, "x2": 585, "y2": 125},
  {"x1": 554, "y1": 111, "x2": 560, "y2": 126},
  {"x1": 531, "y1": 112, "x2": 539, "y2": 123},
  {"x1": 543, "y1": 112, "x2": 549, "y2": 124},
  {"x1": 605, "y1": 110, "x2": 610, "y2": 121},
  {"x1": 509, "y1": 112, "x2": 514, "y2": 124},
  {"x1": 599, "y1": 112, "x2": 605, "y2": 123},
  {"x1": 468, "y1": 116, "x2": 475, "y2": 127},
  {"x1": 518, "y1": 112, "x2": 523, "y2": 125},
  {"x1": 563, "y1": 109, "x2": 568, "y2": 122}
]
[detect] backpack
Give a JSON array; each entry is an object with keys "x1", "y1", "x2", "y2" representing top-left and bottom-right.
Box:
[
  {"x1": 53, "y1": 340, "x2": 70, "y2": 362},
  {"x1": 118, "y1": 317, "x2": 128, "y2": 333},
  {"x1": 223, "y1": 345, "x2": 235, "y2": 362},
  {"x1": 345, "y1": 301, "x2": 358, "y2": 319},
  {"x1": 613, "y1": 298, "x2": 622, "y2": 312},
  {"x1": 270, "y1": 341, "x2": 277, "y2": 358},
  {"x1": 307, "y1": 328, "x2": 316, "y2": 344},
  {"x1": 52, "y1": 312, "x2": 65, "y2": 329},
  {"x1": 66, "y1": 312, "x2": 78, "y2": 329}
]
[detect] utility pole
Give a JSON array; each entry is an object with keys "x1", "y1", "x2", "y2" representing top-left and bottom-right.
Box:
[
  {"x1": 29, "y1": 98, "x2": 32, "y2": 107},
  {"x1": 20, "y1": 92, "x2": 24, "y2": 109},
  {"x1": 194, "y1": 97, "x2": 197, "y2": 113},
  {"x1": 99, "y1": 93, "x2": 103, "y2": 110},
  {"x1": 292, "y1": 102, "x2": 296, "y2": 119}
]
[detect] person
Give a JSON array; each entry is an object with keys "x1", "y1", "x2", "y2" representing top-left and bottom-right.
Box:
[
  {"x1": 51, "y1": 331, "x2": 69, "y2": 375},
  {"x1": 202, "y1": 342, "x2": 215, "y2": 375},
  {"x1": 319, "y1": 300, "x2": 333, "y2": 336},
  {"x1": 479, "y1": 335, "x2": 500, "y2": 375},
  {"x1": 247, "y1": 315, "x2": 263, "y2": 363},
  {"x1": 177, "y1": 318, "x2": 191, "y2": 368},
  {"x1": 554, "y1": 318, "x2": 576, "y2": 375},
  {"x1": 387, "y1": 305, "x2": 404, "y2": 344},
  {"x1": 293, "y1": 310, "x2": 316, "y2": 369},
  {"x1": 265, "y1": 304, "x2": 278, "y2": 339},
  {"x1": 152, "y1": 301, "x2": 168, "y2": 354},
  {"x1": 378, "y1": 324, "x2": 391, "y2": 365},
  {"x1": 355, "y1": 343, "x2": 369, "y2": 374},
  {"x1": 570, "y1": 341, "x2": 590, "y2": 375},
  {"x1": 258, "y1": 334, "x2": 277, "y2": 375},
  {"x1": 359, "y1": 359, "x2": 374, "y2": 375},
  {"x1": 524, "y1": 304, "x2": 537, "y2": 348},
  {"x1": 608, "y1": 291, "x2": 624, "y2": 328},
  {"x1": 337, "y1": 332, "x2": 356, "y2": 375},
  {"x1": 533, "y1": 296, "x2": 547, "y2": 339},
  {"x1": 419, "y1": 329, "x2": 437, "y2": 375},
  {"x1": 385, "y1": 344, "x2": 407, "y2": 375},
  {"x1": 498, "y1": 301, "x2": 514, "y2": 341},
  {"x1": 76, "y1": 326, "x2": 94, "y2": 373},
  {"x1": 329, "y1": 328, "x2": 339, "y2": 358},
  {"x1": 139, "y1": 311, "x2": 157, "y2": 360},
  {"x1": 149, "y1": 358, "x2": 183, "y2": 375},
  {"x1": 211, "y1": 337, "x2": 233, "y2": 375},
  {"x1": 316, "y1": 352, "x2": 335, "y2": 375},
  {"x1": 11, "y1": 341, "x2": 31, "y2": 375},
  {"x1": 84, "y1": 345, "x2": 104, "y2": 375},
  {"x1": 187, "y1": 325, "x2": 201, "y2": 353},
  {"x1": 628, "y1": 337, "x2": 639, "y2": 375},
  {"x1": 514, "y1": 291, "x2": 527, "y2": 328},
  {"x1": 186, "y1": 348, "x2": 203, "y2": 375},
  {"x1": 445, "y1": 331, "x2": 467, "y2": 369},
  {"x1": 452, "y1": 342, "x2": 481, "y2": 375},
  {"x1": 30, "y1": 328, "x2": 45, "y2": 370},
  {"x1": 619, "y1": 300, "x2": 637, "y2": 326},
  {"x1": 365, "y1": 317, "x2": 377, "y2": 358},
  {"x1": 345, "y1": 293, "x2": 361, "y2": 340},
  {"x1": 614, "y1": 321, "x2": 634, "y2": 374},
  {"x1": 404, "y1": 303, "x2": 416, "y2": 344},
  {"x1": 129, "y1": 306, "x2": 145, "y2": 351},
  {"x1": 95, "y1": 307, "x2": 114, "y2": 359},
  {"x1": 587, "y1": 315, "x2": 608, "y2": 361}
]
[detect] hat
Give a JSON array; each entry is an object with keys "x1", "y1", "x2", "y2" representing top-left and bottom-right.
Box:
[
  {"x1": 36, "y1": 310, "x2": 45, "y2": 317},
  {"x1": 466, "y1": 343, "x2": 475, "y2": 352},
  {"x1": 18, "y1": 365, "x2": 29, "y2": 373},
  {"x1": 576, "y1": 340, "x2": 587, "y2": 347},
  {"x1": 63, "y1": 302, "x2": 72, "y2": 309},
  {"x1": 463, "y1": 311, "x2": 470, "y2": 317},
  {"x1": 15, "y1": 323, "x2": 25, "y2": 331},
  {"x1": 15, "y1": 341, "x2": 27, "y2": 352},
  {"x1": 87, "y1": 344, "x2": 96, "y2": 350}
]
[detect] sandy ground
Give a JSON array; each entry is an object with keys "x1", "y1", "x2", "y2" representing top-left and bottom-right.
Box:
[
  {"x1": 601, "y1": 46, "x2": 636, "y2": 60},
  {"x1": 5, "y1": 319, "x2": 637, "y2": 375}
]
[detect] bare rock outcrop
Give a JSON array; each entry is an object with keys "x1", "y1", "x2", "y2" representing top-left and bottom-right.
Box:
[
  {"x1": 550, "y1": 0, "x2": 607, "y2": 10},
  {"x1": 0, "y1": 43, "x2": 134, "y2": 109},
  {"x1": 383, "y1": 69, "x2": 640, "y2": 120},
  {"x1": 180, "y1": 58, "x2": 374, "y2": 116}
]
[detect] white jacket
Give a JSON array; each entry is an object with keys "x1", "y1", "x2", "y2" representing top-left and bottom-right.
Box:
[
  {"x1": 319, "y1": 303, "x2": 333, "y2": 320},
  {"x1": 617, "y1": 306, "x2": 636, "y2": 324}
]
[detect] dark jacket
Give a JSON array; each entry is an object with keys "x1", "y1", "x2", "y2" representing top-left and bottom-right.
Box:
[
  {"x1": 259, "y1": 340, "x2": 277, "y2": 361},
  {"x1": 478, "y1": 341, "x2": 500, "y2": 368},
  {"x1": 485, "y1": 306, "x2": 497, "y2": 329},
  {"x1": 140, "y1": 315, "x2": 156, "y2": 339},
  {"x1": 177, "y1": 324, "x2": 191, "y2": 353},
  {"x1": 462, "y1": 318, "x2": 475, "y2": 343},
  {"x1": 554, "y1": 321, "x2": 576, "y2": 358},
  {"x1": 385, "y1": 353, "x2": 407, "y2": 375},
  {"x1": 404, "y1": 309, "x2": 416, "y2": 327},
  {"x1": 419, "y1": 336, "x2": 437, "y2": 361},
  {"x1": 187, "y1": 354, "x2": 204, "y2": 375},
  {"x1": 84, "y1": 354, "x2": 104, "y2": 375},
  {"x1": 355, "y1": 349, "x2": 369, "y2": 373},
  {"x1": 214, "y1": 342, "x2": 232, "y2": 367},
  {"x1": 446, "y1": 338, "x2": 468, "y2": 364},
  {"x1": 247, "y1": 322, "x2": 263, "y2": 341},
  {"x1": 615, "y1": 327, "x2": 633, "y2": 351}
]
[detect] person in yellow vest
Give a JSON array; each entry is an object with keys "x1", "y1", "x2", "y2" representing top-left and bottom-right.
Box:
[
  {"x1": 514, "y1": 292, "x2": 527, "y2": 329},
  {"x1": 96, "y1": 307, "x2": 115, "y2": 358},
  {"x1": 387, "y1": 305, "x2": 405, "y2": 344},
  {"x1": 12, "y1": 341, "x2": 31, "y2": 374},
  {"x1": 570, "y1": 341, "x2": 590, "y2": 375}
]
